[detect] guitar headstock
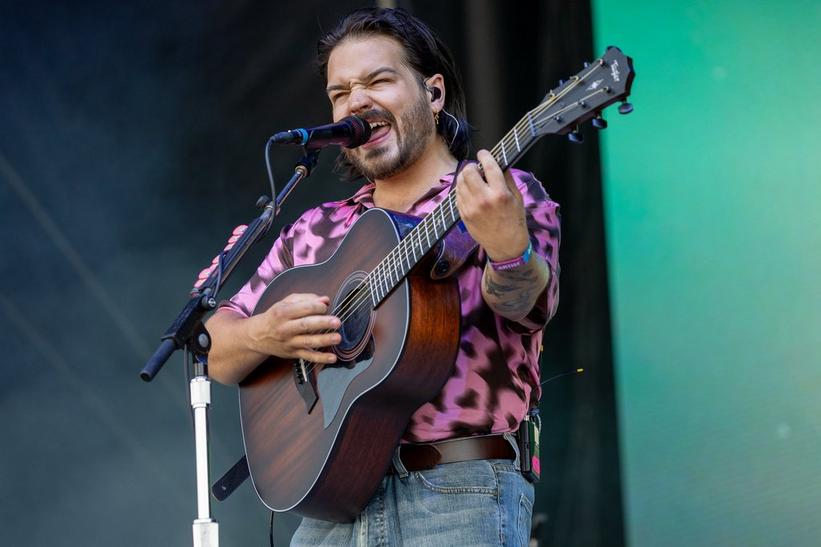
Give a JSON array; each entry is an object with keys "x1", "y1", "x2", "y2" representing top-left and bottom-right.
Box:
[{"x1": 530, "y1": 46, "x2": 635, "y2": 139}]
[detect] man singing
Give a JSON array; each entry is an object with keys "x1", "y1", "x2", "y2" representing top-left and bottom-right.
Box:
[{"x1": 204, "y1": 7, "x2": 560, "y2": 546}]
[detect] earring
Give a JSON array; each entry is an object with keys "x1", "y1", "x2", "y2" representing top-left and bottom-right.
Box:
[{"x1": 434, "y1": 111, "x2": 440, "y2": 125}]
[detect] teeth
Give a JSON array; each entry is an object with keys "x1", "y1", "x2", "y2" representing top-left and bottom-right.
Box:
[{"x1": 369, "y1": 121, "x2": 389, "y2": 129}]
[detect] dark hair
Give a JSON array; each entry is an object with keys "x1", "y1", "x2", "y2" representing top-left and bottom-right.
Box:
[{"x1": 317, "y1": 7, "x2": 471, "y2": 180}]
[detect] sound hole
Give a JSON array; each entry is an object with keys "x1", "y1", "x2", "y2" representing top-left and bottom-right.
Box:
[{"x1": 333, "y1": 271, "x2": 374, "y2": 363}]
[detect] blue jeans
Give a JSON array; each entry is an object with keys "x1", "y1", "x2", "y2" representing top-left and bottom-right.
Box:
[{"x1": 291, "y1": 434, "x2": 534, "y2": 546}]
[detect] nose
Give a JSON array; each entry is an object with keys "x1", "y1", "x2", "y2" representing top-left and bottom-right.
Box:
[{"x1": 347, "y1": 85, "x2": 372, "y2": 115}]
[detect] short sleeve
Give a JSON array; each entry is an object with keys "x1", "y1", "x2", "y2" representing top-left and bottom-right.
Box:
[
  {"x1": 217, "y1": 223, "x2": 295, "y2": 318},
  {"x1": 505, "y1": 170, "x2": 561, "y2": 333}
]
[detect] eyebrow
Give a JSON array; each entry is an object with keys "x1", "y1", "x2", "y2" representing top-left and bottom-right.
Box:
[{"x1": 326, "y1": 67, "x2": 400, "y2": 93}]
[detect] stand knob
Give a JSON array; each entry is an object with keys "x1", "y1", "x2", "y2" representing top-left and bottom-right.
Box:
[
  {"x1": 592, "y1": 116, "x2": 608, "y2": 129},
  {"x1": 567, "y1": 129, "x2": 584, "y2": 144}
]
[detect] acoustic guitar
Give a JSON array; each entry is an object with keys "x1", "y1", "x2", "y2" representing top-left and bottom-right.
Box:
[{"x1": 238, "y1": 47, "x2": 634, "y2": 522}]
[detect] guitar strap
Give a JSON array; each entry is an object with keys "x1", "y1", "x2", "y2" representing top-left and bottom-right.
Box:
[{"x1": 212, "y1": 455, "x2": 249, "y2": 501}]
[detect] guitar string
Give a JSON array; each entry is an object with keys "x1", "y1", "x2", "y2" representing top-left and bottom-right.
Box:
[{"x1": 300, "y1": 72, "x2": 614, "y2": 375}]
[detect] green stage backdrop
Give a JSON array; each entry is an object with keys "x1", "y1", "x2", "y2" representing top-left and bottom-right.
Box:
[{"x1": 592, "y1": 1, "x2": 821, "y2": 545}]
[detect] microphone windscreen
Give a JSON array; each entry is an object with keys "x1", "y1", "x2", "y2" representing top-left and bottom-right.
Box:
[{"x1": 344, "y1": 116, "x2": 372, "y2": 148}]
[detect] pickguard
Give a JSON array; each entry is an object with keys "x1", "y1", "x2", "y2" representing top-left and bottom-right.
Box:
[
  {"x1": 311, "y1": 270, "x2": 379, "y2": 428},
  {"x1": 316, "y1": 351, "x2": 374, "y2": 429}
]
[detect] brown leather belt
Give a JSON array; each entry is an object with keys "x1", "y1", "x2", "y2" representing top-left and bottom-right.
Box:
[{"x1": 390, "y1": 435, "x2": 516, "y2": 473}]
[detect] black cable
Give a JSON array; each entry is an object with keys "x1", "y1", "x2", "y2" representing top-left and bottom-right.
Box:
[
  {"x1": 540, "y1": 368, "x2": 584, "y2": 386},
  {"x1": 208, "y1": 139, "x2": 278, "y2": 304},
  {"x1": 265, "y1": 138, "x2": 278, "y2": 203},
  {"x1": 269, "y1": 511, "x2": 275, "y2": 547}
]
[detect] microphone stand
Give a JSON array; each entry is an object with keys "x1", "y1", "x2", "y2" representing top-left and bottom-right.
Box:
[{"x1": 140, "y1": 148, "x2": 320, "y2": 547}]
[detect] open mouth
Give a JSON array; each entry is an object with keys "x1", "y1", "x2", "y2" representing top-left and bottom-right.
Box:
[{"x1": 364, "y1": 120, "x2": 391, "y2": 147}]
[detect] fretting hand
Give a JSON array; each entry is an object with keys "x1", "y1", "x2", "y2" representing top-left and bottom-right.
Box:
[{"x1": 454, "y1": 150, "x2": 530, "y2": 261}]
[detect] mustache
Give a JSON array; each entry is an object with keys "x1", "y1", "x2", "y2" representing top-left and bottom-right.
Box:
[{"x1": 358, "y1": 109, "x2": 396, "y2": 126}]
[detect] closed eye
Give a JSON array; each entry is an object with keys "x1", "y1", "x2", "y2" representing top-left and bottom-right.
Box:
[{"x1": 330, "y1": 91, "x2": 349, "y2": 104}]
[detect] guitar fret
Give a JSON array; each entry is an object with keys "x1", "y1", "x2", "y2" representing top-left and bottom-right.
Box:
[
  {"x1": 366, "y1": 278, "x2": 376, "y2": 308},
  {"x1": 513, "y1": 125, "x2": 521, "y2": 151},
  {"x1": 381, "y1": 262, "x2": 389, "y2": 300},
  {"x1": 370, "y1": 271, "x2": 380, "y2": 304},
  {"x1": 410, "y1": 233, "x2": 419, "y2": 263},
  {"x1": 500, "y1": 141, "x2": 508, "y2": 168},
  {"x1": 377, "y1": 265, "x2": 386, "y2": 302},
  {"x1": 397, "y1": 243, "x2": 405, "y2": 281}
]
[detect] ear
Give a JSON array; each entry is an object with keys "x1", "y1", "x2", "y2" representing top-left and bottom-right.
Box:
[{"x1": 424, "y1": 73, "x2": 446, "y2": 112}]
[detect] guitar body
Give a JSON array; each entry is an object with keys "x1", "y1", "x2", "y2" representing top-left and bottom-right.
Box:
[{"x1": 238, "y1": 208, "x2": 461, "y2": 522}]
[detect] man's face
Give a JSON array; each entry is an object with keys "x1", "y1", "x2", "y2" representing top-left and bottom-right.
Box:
[{"x1": 326, "y1": 35, "x2": 436, "y2": 181}]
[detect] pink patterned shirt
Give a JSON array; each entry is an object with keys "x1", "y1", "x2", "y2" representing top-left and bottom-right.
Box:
[{"x1": 220, "y1": 169, "x2": 560, "y2": 443}]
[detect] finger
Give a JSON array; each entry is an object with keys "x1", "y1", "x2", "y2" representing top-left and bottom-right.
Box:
[
  {"x1": 476, "y1": 149, "x2": 506, "y2": 191},
  {"x1": 503, "y1": 169, "x2": 516, "y2": 190},
  {"x1": 283, "y1": 300, "x2": 334, "y2": 322},
  {"x1": 294, "y1": 349, "x2": 337, "y2": 364},
  {"x1": 283, "y1": 293, "x2": 326, "y2": 304},
  {"x1": 458, "y1": 162, "x2": 487, "y2": 193},
  {"x1": 292, "y1": 331, "x2": 343, "y2": 349},
  {"x1": 279, "y1": 314, "x2": 341, "y2": 337},
  {"x1": 232, "y1": 225, "x2": 248, "y2": 236}
]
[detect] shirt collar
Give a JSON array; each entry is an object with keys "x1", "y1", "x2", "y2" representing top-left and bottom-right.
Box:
[{"x1": 342, "y1": 172, "x2": 456, "y2": 210}]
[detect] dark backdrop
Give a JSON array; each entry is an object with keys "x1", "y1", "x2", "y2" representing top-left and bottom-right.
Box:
[{"x1": 0, "y1": 1, "x2": 622, "y2": 545}]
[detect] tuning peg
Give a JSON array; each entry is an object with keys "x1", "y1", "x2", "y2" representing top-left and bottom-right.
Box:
[
  {"x1": 567, "y1": 128, "x2": 584, "y2": 144},
  {"x1": 618, "y1": 101, "x2": 634, "y2": 115},
  {"x1": 583, "y1": 62, "x2": 590, "y2": 68},
  {"x1": 559, "y1": 79, "x2": 566, "y2": 86},
  {"x1": 591, "y1": 115, "x2": 608, "y2": 129}
]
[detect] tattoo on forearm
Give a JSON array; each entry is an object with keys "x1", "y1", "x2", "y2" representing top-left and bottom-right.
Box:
[{"x1": 482, "y1": 258, "x2": 549, "y2": 319}]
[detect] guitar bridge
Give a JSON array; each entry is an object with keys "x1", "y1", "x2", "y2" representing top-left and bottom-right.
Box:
[{"x1": 293, "y1": 359, "x2": 318, "y2": 414}]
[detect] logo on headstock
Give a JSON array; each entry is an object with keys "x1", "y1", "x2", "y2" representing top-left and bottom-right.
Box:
[
  {"x1": 586, "y1": 78, "x2": 604, "y2": 91},
  {"x1": 610, "y1": 60, "x2": 621, "y2": 82}
]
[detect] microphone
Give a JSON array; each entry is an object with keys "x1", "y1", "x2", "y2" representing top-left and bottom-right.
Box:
[{"x1": 269, "y1": 116, "x2": 371, "y2": 149}]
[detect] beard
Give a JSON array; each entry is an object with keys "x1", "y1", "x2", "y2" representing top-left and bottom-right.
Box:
[{"x1": 342, "y1": 94, "x2": 435, "y2": 181}]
